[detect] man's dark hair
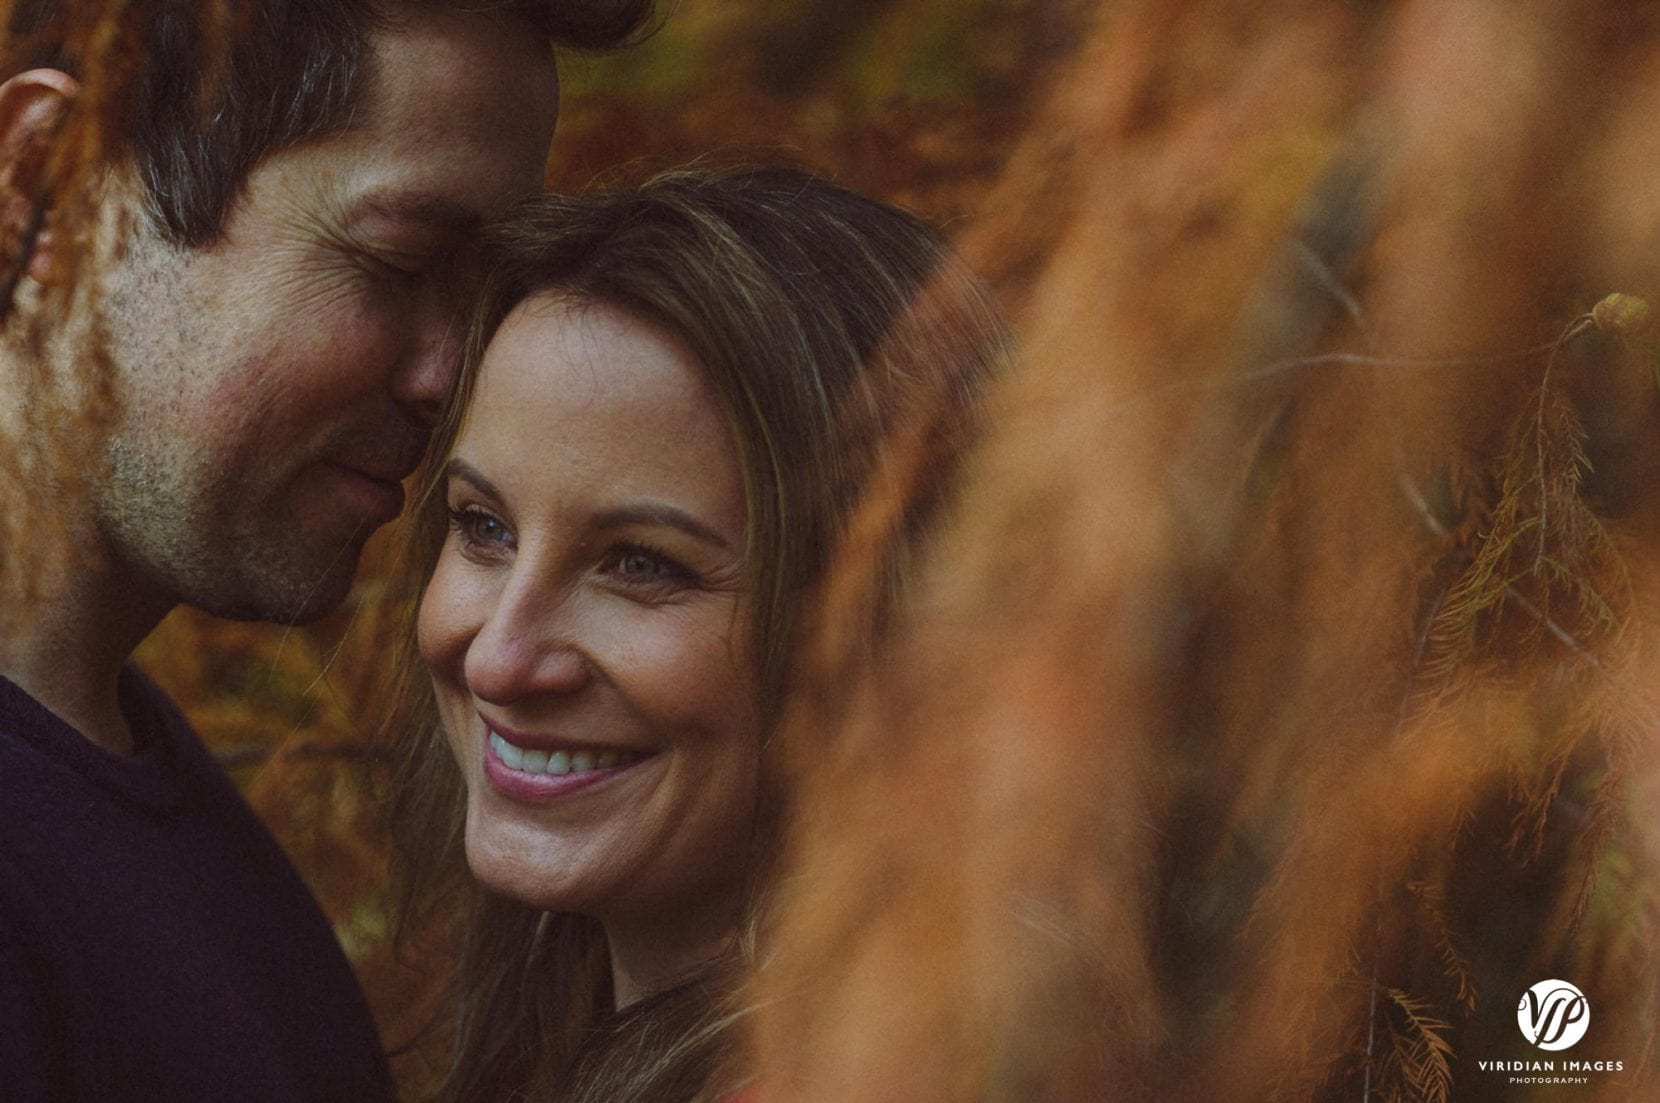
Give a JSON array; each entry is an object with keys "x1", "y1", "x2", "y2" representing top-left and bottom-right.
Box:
[{"x1": 9, "y1": 0, "x2": 652, "y2": 246}]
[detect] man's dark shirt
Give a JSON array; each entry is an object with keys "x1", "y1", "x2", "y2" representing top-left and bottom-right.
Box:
[{"x1": 0, "y1": 669, "x2": 395, "y2": 1101}]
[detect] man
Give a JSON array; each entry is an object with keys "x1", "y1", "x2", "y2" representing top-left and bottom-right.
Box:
[{"x1": 0, "y1": 1, "x2": 651, "y2": 1098}]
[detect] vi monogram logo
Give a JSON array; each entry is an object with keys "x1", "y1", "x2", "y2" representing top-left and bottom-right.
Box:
[{"x1": 1517, "y1": 979, "x2": 1590, "y2": 1051}]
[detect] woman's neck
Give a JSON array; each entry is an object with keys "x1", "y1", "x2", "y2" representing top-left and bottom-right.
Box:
[{"x1": 604, "y1": 896, "x2": 743, "y2": 1009}]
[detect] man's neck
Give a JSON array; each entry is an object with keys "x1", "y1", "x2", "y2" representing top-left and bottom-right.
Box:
[{"x1": 0, "y1": 548, "x2": 171, "y2": 756}]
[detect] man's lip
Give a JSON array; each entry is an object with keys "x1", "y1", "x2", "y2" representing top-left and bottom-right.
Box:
[
  {"x1": 479, "y1": 712, "x2": 652, "y2": 756},
  {"x1": 328, "y1": 463, "x2": 406, "y2": 520}
]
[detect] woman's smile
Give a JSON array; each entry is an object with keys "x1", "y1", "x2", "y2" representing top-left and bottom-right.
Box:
[{"x1": 479, "y1": 716, "x2": 657, "y2": 802}]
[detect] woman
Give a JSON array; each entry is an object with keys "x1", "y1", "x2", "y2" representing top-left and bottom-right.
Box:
[{"x1": 384, "y1": 166, "x2": 1008, "y2": 1102}]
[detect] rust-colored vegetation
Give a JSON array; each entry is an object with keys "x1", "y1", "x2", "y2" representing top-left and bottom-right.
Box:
[
  {"x1": 750, "y1": 3, "x2": 1660, "y2": 1101},
  {"x1": 0, "y1": 0, "x2": 225, "y2": 633},
  {"x1": 14, "y1": 2, "x2": 1660, "y2": 1101}
]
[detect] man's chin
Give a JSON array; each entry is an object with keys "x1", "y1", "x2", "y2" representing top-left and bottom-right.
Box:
[{"x1": 188, "y1": 542, "x2": 369, "y2": 626}]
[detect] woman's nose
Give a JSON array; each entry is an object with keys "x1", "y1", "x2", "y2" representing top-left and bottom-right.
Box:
[{"x1": 462, "y1": 583, "x2": 591, "y2": 706}]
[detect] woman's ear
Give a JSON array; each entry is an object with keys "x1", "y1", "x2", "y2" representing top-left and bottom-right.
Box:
[{"x1": 0, "y1": 69, "x2": 79, "y2": 286}]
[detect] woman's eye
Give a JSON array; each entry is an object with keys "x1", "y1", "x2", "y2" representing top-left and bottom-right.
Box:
[
  {"x1": 603, "y1": 545, "x2": 695, "y2": 589},
  {"x1": 449, "y1": 507, "x2": 514, "y2": 553},
  {"x1": 620, "y1": 551, "x2": 665, "y2": 576}
]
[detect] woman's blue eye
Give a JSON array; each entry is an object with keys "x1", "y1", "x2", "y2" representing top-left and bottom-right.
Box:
[
  {"x1": 449, "y1": 506, "x2": 513, "y2": 551},
  {"x1": 619, "y1": 551, "x2": 668, "y2": 575},
  {"x1": 606, "y1": 545, "x2": 694, "y2": 588}
]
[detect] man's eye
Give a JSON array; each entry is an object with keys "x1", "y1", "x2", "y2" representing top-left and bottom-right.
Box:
[{"x1": 374, "y1": 254, "x2": 427, "y2": 283}]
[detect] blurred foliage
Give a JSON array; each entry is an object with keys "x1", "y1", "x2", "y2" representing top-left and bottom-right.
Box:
[
  {"x1": 545, "y1": 0, "x2": 1093, "y2": 227},
  {"x1": 744, "y1": 3, "x2": 1660, "y2": 1102}
]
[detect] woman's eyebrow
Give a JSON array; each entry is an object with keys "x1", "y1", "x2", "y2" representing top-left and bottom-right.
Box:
[
  {"x1": 593, "y1": 505, "x2": 732, "y2": 551},
  {"x1": 441, "y1": 458, "x2": 504, "y2": 502},
  {"x1": 441, "y1": 465, "x2": 733, "y2": 552}
]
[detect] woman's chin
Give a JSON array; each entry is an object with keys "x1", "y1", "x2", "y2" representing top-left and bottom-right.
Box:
[{"x1": 461, "y1": 824, "x2": 588, "y2": 911}]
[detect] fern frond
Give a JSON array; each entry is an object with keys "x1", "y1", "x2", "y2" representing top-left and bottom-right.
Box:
[
  {"x1": 1405, "y1": 881, "x2": 1478, "y2": 1013},
  {"x1": 1506, "y1": 750, "x2": 1570, "y2": 862},
  {"x1": 1561, "y1": 769, "x2": 1619, "y2": 941},
  {"x1": 1386, "y1": 988, "x2": 1455, "y2": 1103},
  {"x1": 1414, "y1": 318, "x2": 1632, "y2": 748}
]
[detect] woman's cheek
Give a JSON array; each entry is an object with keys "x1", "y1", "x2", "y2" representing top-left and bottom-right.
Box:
[
  {"x1": 418, "y1": 556, "x2": 488, "y2": 769},
  {"x1": 418, "y1": 552, "x2": 477, "y2": 679},
  {"x1": 611, "y1": 605, "x2": 750, "y2": 722}
]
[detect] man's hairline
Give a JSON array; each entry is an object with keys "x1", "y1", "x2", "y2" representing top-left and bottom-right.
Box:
[{"x1": 143, "y1": 0, "x2": 557, "y2": 251}]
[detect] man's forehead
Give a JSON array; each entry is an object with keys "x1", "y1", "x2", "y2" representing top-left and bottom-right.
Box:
[
  {"x1": 313, "y1": 6, "x2": 559, "y2": 222},
  {"x1": 356, "y1": 5, "x2": 559, "y2": 132}
]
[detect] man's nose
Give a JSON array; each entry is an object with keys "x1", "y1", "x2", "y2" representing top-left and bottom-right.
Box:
[{"x1": 391, "y1": 303, "x2": 463, "y2": 427}]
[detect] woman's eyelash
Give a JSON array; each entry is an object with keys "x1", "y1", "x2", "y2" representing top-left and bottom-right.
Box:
[
  {"x1": 603, "y1": 542, "x2": 699, "y2": 587},
  {"x1": 447, "y1": 504, "x2": 513, "y2": 551}
]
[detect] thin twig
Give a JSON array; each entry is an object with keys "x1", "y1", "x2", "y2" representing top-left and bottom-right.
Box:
[
  {"x1": 1531, "y1": 316, "x2": 1593, "y2": 573},
  {"x1": 1292, "y1": 239, "x2": 1378, "y2": 352},
  {"x1": 1396, "y1": 470, "x2": 1598, "y2": 668},
  {"x1": 1361, "y1": 895, "x2": 1383, "y2": 1103}
]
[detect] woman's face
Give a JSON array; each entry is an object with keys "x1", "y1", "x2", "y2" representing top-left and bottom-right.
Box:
[{"x1": 419, "y1": 294, "x2": 762, "y2": 980}]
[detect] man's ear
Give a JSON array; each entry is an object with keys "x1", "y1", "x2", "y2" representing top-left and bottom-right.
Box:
[{"x1": 0, "y1": 69, "x2": 79, "y2": 286}]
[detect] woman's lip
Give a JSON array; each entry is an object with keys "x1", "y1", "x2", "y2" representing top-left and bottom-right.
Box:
[
  {"x1": 482, "y1": 730, "x2": 650, "y2": 804},
  {"x1": 477, "y1": 712, "x2": 650, "y2": 756}
]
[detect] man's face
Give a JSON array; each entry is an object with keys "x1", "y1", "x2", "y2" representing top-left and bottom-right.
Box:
[{"x1": 96, "y1": 7, "x2": 559, "y2": 624}]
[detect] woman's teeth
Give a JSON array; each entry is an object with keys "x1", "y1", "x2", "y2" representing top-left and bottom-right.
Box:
[{"x1": 488, "y1": 730, "x2": 643, "y2": 776}]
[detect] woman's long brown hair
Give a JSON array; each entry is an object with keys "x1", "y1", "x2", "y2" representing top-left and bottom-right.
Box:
[{"x1": 377, "y1": 165, "x2": 1009, "y2": 1102}]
